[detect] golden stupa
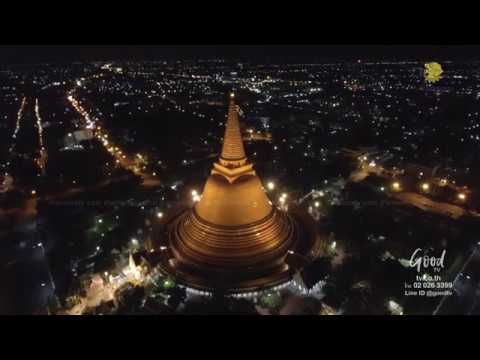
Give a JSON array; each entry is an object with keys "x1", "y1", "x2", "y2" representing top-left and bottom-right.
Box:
[{"x1": 158, "y1": 93, "x2": 320, "y2": 293}]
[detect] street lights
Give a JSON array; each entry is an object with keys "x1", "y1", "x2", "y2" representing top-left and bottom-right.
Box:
[
  {"x1": 191, "y1": 189, "x2": 201, "y2": 202},
  {"x1": 391, "y1": 181, "x2": 401, "y2": 191}
]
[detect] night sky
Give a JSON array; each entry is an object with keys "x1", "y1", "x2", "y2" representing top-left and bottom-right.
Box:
[{"x1": 0, "y1": 45, "x2": 479, "y2": 65}]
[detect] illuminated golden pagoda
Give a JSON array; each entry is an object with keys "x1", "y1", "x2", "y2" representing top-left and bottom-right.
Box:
[{"x1": 159, "y1": 93, "x2": 321, "y2": 293}]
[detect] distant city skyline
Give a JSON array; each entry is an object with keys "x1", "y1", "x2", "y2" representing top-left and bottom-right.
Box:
[
  {"x1": 2, "y1": 54, "x2": 480, "y2": 315},
  {"x1": 1, "y1": 45, "x2": 480, "y2": 65}
]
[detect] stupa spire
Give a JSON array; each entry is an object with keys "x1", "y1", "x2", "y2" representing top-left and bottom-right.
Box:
[
  {"x1": 158, "y1": 90, "x2": 321, "y2": 294},
  {"x1": 220, "y1": 92, "x2": 246, "y2": 163},
  {"x1": 212, "y1": 92, "x2": 254, "y2": 183}
]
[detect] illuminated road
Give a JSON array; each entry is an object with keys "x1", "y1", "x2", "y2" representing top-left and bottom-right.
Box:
[
  {"x1": 67, "y1": 92, "x2": 161, "y2": 187},
  {"x1": 348, "y1": 158, "x2": 468, "y2": 220},
  {"x1": 9, "y1": 97, "x2": 27, "y2": 153},
  {"x1": 3, "y1": 97, "x2": 47, "y2": 187},
  {"x1": 391, "y1": 192, "x2": 466, "y2": 219},
  {"x1": 33, "y1": 98, "x2": 47, "y2": 173},
  {"x1": 3, "y1": 97, "x2": 27, "y2": 180},
  {"x1": 1, "y1": 98, "x2": 51, "y2": 231},
  {"x1": 0, "y1": 98, "x2": 24, "y2": 191}
]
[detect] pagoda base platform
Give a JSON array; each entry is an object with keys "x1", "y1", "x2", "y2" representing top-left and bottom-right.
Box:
[
  {"x1": 154, "y1": 206, "x2": 322, "y2": 294},
  {"x1": 158, "y1": 258, "x2": 294, "y2": 294}
]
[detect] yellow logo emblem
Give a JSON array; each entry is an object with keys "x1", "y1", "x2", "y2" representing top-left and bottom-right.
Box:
[{"x1": 424, "y1": 62, "x2": 443, "y2": 83}]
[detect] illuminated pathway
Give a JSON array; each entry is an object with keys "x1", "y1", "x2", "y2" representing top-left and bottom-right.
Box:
[
  {"x1": 348, "y1": 155, "x2": 469, "y2": 220},
  {"x1": 34, "y1": 98, "x2": 47, "y2": 173},
  {"x1": 5, "y1": 97, "x2": 47, "y2": 174},
  {"x1": 391, "y1": 192, "x2": 465, "y2": 219},
  {"x1": 67, "y1": 91, "x2": 161, "y2": 187},
  {"x1": 8, "y1": 97, "x2": 27, "y2": 155},
  {"x1": 1, "y1": 97, "x2": 26, "y2": 184}
]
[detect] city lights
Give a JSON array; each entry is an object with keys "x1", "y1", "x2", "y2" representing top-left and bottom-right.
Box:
[
  {"x1": 191, "y1": 189, "x2": 201, "y2": 202},
  {"x1": 6, "y1": 53, "x2": 480, "y2": 317},
  {"x1": 9, "y1": 97, "x2": 27, "y2": 155},
  {"x1": 34, "y1": 99, "x2": 45, "y2": 151},
  {"x1": 13, "y1": 97, "x2": 27, "y2": 140},
  {"x1": 68, "y1": 92, "x2": 157, "y2": 182}
]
